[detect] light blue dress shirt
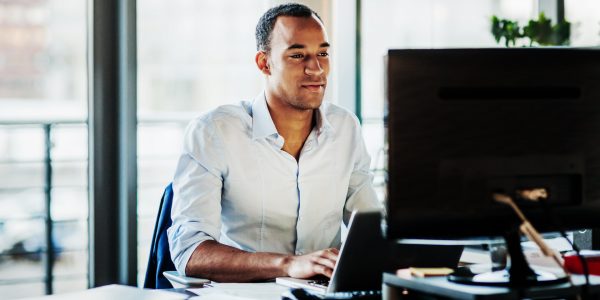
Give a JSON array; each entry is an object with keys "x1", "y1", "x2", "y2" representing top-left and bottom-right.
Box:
[{"x1": 167, "y1": 92, "x2": 382, "y2": 275}]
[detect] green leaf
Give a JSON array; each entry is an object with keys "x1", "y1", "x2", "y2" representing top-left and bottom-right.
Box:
[{"x1": 492, "y1": 12, "x2": 570, "y2": 47}]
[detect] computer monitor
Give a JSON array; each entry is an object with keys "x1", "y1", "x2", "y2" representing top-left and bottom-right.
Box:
[{"x1": 384, "y1": 48, "x2": 600, "y2": 285}]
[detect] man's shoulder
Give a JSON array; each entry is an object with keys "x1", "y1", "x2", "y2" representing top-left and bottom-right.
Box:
[
  {"x1": 189, "y1": 101, "x2": 252, "y2": 129},
  {"x1": 321, "y1": 101, "x2": 361, "y2": 126}
]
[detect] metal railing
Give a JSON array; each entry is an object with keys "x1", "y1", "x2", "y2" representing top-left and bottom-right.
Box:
[
  {"x1": 0, "y1": 117, "x2": 191, "y2": 295},
  {"x1": 0, "y1": 120, "x2": 88, "y2": 295}
]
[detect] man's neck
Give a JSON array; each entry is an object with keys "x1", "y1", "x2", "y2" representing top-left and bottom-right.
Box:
[{"x1": 265, "y1": 96, "x2": 316, "y2": 160}]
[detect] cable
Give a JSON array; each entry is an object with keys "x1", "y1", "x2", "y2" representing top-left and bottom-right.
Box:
[{"x1": 537, "y1": 197, "x2": 590, "y2": 297}]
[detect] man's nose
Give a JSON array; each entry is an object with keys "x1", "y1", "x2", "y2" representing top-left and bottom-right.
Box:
[{"x1": 304, "y1": 56, "x2": 324, "y2": 76}]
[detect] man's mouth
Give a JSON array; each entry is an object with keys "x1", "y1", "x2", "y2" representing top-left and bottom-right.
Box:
[{"x1": 301, "y1": 83, "x2": 326, "y2": 92}]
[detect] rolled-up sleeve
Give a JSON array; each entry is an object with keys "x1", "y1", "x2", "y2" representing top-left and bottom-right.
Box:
[
  {"x1": 167, "y1": 118, "x2": 226, "y2": 275},
  {"x1": 343, "y1": 118, "x2": 385, "y2": 225}
]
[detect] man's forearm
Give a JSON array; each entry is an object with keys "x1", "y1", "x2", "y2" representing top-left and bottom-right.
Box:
[{"x1": 184, "y1": 240, "x2": 291, "y2": 282}]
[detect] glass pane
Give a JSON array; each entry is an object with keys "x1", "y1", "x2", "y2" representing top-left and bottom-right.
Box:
[
  {"x1": 565, "y1": 0, "x2": 600, "y2": 46},
  {"x1": 0, "y1": 219, "x2": 47, "y2": 259},
  {"x1": 362, "y1": 0, "x2": 536, "y2": 119},
  {"x1": 0, "y1": 189, "x2": 44, "y2": 220},
  {"x1": 0, "y1": 0, "x2": 87, "y2": 120},
  {"x1": 52, "y1": 220, "x2": 87, "y2": 251},
  {"x1": 0, "y1": 253, "x2": 46, "y2": 281},
  {"x1": 137, "y1": 123, "x2": 185, "y2": 160},
  {"x1": 51, "y1": 188, "x2": 88, "y2": 221},
  {"x1": 51, "y1": 125, "x2": 88, "y2": 161},
  {"x1": 0, "y1": 0, "x2": 88, "y2": 295},
  {"x1": 52, "y1": 161, "x2": 87, "y2": 188},
  {"x1": 0, "y1": 128, "x2": 45, "y2": 162},
  {"x1": 0, "y1": 281, "x2": 45, "y2": 299},
  {"x1": 137, "y1": 217, "x2": 155, "y2": 285},
  {"x1": 53, "y1": 277, "x2": 87, "y2": 295},
  {"x1": 0, "y1": 220, "x2": 46, "y2": 280},
  {"x1": 0, "y1": 162, "x2": 44, "y2": 190},
  {"x1": 138, "y1": 160, "x2": 179, "y2": 189},
  {"x1": 137, "y1": 184, "x2": 165, "y2": 219},
  {"x1": 362, "y1": 122, "x2": 385, "y2": 202},
  {"x1": 53, "y1": 250, "x2": 87, "y2": 277}
]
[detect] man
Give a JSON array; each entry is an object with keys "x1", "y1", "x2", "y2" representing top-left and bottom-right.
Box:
[{"x1": 168, "y1": 3, "x2": 381, "y2": 283}]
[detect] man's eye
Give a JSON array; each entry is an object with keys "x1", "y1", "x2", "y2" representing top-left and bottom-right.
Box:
[
  {"x1": 318, "y1": 52, "x2": 329, "y2": 57},
  {"x1": 290, "y1": 54, "x2": 304, "y2": 59}
]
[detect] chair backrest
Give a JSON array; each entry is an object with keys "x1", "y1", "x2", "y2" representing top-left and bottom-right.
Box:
[{"x1": 143, "y1": 183, "x2": 177, "y2": 289}]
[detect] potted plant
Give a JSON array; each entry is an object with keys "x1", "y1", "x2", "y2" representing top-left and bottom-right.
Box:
[{"x1": 491, "y1": 12, "x2": 570, "y2": 47}]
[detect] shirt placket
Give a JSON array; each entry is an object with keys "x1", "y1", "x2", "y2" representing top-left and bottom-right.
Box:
[
  {"x1": 294, "y1": 131, "x2": 318, "y2": 255},
  {"x1": 268, "y1": 134, "x2": 302, "y2": 253}
]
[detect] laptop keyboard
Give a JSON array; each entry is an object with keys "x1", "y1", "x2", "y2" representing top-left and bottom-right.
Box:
[
  {"x1": 283, "y1": 288, "x2": 381, "y2": 300},
  {"x1": 321, "y1": 290, "x2": 381, "y2": 300},
  {"x1": 308, "y1": 279, "x2": 329, "y2": 289}
]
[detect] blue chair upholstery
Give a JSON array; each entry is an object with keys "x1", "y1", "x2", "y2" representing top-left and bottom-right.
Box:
[{"x1": 144, "y1": 183, "x2": 177, "y2": 289}]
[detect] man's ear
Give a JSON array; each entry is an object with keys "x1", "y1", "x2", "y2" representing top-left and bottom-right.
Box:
[{"x1": 255, "y1": 51, "x2": 271, "y2": 75}]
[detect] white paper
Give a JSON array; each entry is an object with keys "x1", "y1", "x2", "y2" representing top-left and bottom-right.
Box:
[
  {"x1": 21, "y1": 284, "x2": 187, "y2": 300},
  {"x1": 188, "y1": 282, "x2": 288, "y2": 300},
  {"x1": 522, "y1": 236, "x2": 574, "y2": 252}
]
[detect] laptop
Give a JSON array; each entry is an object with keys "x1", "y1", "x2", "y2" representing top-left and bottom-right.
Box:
[
  {"x1": 276, "y1": 210, "x2": 386, "y2": 294},
  {"x1": 276, "y1": 210, "x2": 464, "y2": 295}
]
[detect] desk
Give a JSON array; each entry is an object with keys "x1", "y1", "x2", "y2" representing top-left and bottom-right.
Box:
[
  {"x1": 22, "y1": 285, "x2": 190, "y2": 300},
  {"x1": 383, "y1": 271, "x2": 600, "y2": 300},
  {"x1": 21, "y1": 283, "x2": 286, "y2": 300}
]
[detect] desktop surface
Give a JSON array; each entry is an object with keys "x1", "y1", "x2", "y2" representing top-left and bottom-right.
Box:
[{"x1": 383, "y1": 271, "x2": 600, "y2": 300}]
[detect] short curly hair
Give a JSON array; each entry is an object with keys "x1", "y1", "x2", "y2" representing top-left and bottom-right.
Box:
[{"x1": 255, "y1": 3, "x2": 323, "y2": 53}]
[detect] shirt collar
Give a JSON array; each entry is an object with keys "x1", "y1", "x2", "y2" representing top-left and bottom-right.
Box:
[
  {"x1": 251, "y1": 91, "x2": 335, "y2": 140},
  {"x1": 315, "y1": 102, "x2": 334, "y2": 137},
  {"x1": 252, "y1": 92, "x2": 278, "y2": 140}
]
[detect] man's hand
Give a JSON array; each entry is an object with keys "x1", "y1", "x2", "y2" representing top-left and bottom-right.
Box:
[
  {"x1": 186, "y1": 241, "x2": 339, "y2": 282},
  {"x1": 284, "y1": 248, "x2": 340, "y2": 278}
]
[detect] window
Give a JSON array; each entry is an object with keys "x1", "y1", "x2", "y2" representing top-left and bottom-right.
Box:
[
  {"x1": 362, "y1": 0, "x2": 600, "y2": 123},
  {"x1": 362, "y1": 0, "x2": 536, "y2": 121},
  {"x1": 0, "y1": 0, "x2": 88, "y2": 298}
]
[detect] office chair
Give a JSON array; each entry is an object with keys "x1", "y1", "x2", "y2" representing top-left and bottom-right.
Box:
[{"x1": 144, "y1": 183, "x2": 177, "y2": 289}]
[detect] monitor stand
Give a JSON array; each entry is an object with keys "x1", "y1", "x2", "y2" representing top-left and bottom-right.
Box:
[{"x1": 448, "y1": 229, "x2": 569, "y2": 287}]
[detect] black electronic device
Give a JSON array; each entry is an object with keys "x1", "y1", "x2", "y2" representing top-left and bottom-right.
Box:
[
  {"x1": 384, "y1": 48, "x2": 600, "y2": 286},
  {"x1": 277, "y1": 211, "x2": 387, "y2": 293},
  {"x1": 281, "y1": 288, "x2": 381, "y2": 300}
]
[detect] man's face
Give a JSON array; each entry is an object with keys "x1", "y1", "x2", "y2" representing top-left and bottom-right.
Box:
[{"x1": 262, "y1": 15, "x2": 330, "y2": 110}]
